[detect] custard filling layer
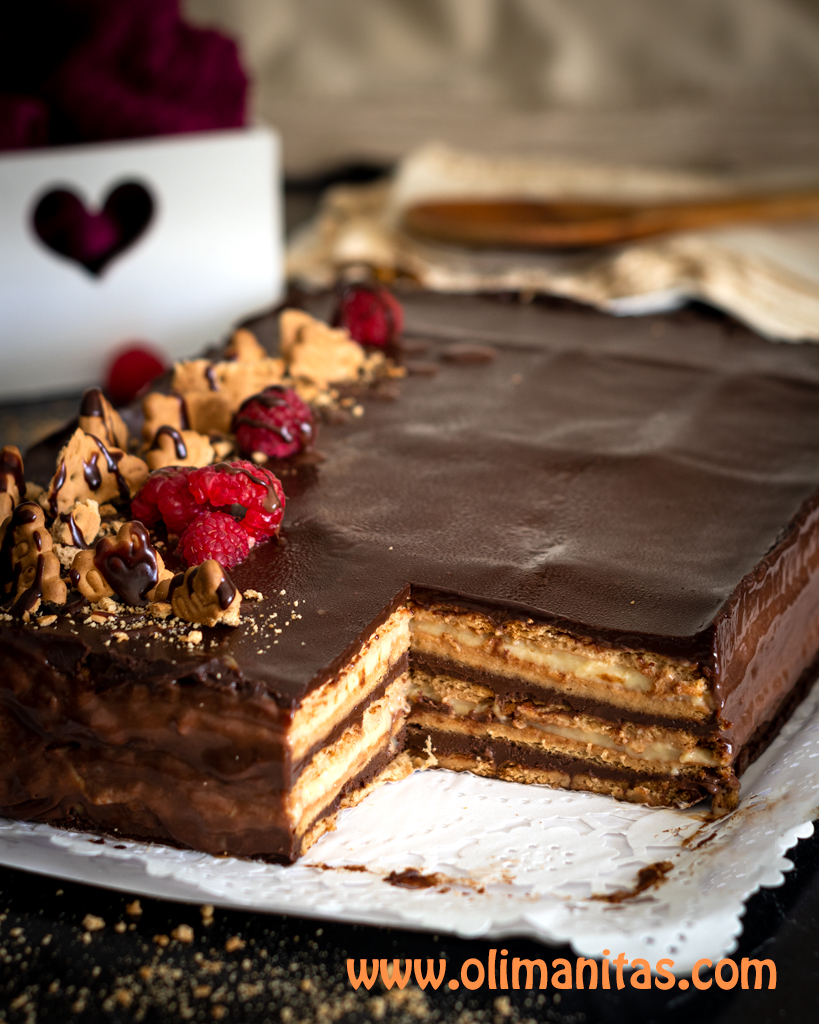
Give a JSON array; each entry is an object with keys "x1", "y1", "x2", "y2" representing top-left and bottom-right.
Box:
[
  {"x1": 289, "y1": 606, "x2": 411, "y2": 762},
  {"x1": 410, "y1": 606, "x2": 714, "y2": 719},
  {"x1": 409, "y1": 705, "x2": 720, "y2": 777},
  {"x1": 288, "y1": 673, "x2": 409, "y2": 836},
  {"x1": 409, "y1": 667, "x2": 725, "y2": 773}
]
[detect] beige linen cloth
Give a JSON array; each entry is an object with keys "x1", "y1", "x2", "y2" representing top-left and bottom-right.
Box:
[{"x1": 288, "y1": 144, "x2": 819, "y2": 342}]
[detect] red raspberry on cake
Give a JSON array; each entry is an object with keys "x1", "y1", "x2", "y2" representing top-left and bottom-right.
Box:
[
  {"x1": 188, "y1": 461, "x2": 285, "y2": 543},
  {"x1": 333, "y1": 284, "x2": 403, "y2": 348},
  {"x1": 105, "y1": 344, "x2": 167, "y2": 406},
  {"x1": 178, "y1": 512, "x2": 250, "y2": 569},
  {"x1": 133, "y1": 460, "x2": 286, "y2": 566},
  {"x1": 131, "y1": 466, "x2": 199, "y2": 535},
  {"x1": 233, "y1": 386, "x2": 315, "y2": 460}
]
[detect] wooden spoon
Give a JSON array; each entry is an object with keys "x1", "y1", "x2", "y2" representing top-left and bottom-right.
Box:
[{"x1": 403, "y1": 190, "x2": 819, "y2": 249}]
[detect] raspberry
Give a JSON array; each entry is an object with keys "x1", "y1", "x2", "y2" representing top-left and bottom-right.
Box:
[
  {"x1": 233, "y1": 386, "x2": 315, "y2": 460},
  {"x1": 333, "y1": 284, "x2": 404, "y2": 347},
  {"x1": 131, "y1": 466, "x2": 178, "y2": 526},
  {"x1": 105, "y1": 344, "x2": 167, "y2": 406},
  {"x1": 132, "y1": 460, "x2": 286, "y2": 565},
  {"x1": 178, "y1": 512, "x2": 250, "y2": 569},
  {"x1": 132, "y1": 466, "x2": 198, "y2": 535},
  {"x1": 188, "y1": 461, "x2": 285, "y2": 542}
]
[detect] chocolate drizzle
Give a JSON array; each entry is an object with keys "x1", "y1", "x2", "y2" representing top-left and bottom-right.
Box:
[
  {"x1": 94, "y1": 523, "x2": 160, "y2": 606},
  {"x1": 11, "y1": 553, "x2": 44, "y2": 619},
  {"x1": 91, "y1": 437, "x2": 130, "y2": 503},
  {"x1": 48, "y1": 460, "x2": 66, "y2": 515},
  {"x1": 216, "y1": 571, "x2": 237, "y2": 610},
  {"x1": 59, "y1": 511, "x2": 88, "y2": 549},
  {"x1": 79, "y1": 388, "x2": 105, "y2": 419},
  {"x1": 151, "y1": 426, "x2": 187, "y2": 460},
  {"x1": 9, "y1": 503, "x2": 38, "y2": 528},
  {"x1": 1, "y1": 503, "x2": 38, "y2": 592},
  {"x1": 233, "y1": 415, "x2": 294, "y2": 443},
  {"x1": 253, "y1": 386, "x2": 288, "y2": 407},
  {"x1": 168, "y1": 564, "x2": 237, "y2": 612},
  {"x1": 82, "y1": 453, "x2": 101, "y2": 491},
  {"x1": 0, "y1": 446, "x2": 25, "y2": 496},
  {"x1": 233, "y1": 387, "x2": 314, "y2": 448},
  {"x1": 205, "y1": 364, "x2": 219, "y2": 391},
  {"x1": 167, "y1": 571, "x2": 186, "y2": 605},
  {"x1": 217, "y1": 462, "x2": 281, "y2": 514}
]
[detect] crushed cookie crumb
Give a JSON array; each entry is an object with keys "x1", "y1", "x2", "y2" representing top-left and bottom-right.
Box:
[
  {"x1": 171, "y1": 923, "x2": 194, "y2": 943},
  {"x1": 225, "y1": 936, "x2": 246, "y2": 953},
  {"x1": 82, "y1": 914, "x2": 105, "y2": 932}
]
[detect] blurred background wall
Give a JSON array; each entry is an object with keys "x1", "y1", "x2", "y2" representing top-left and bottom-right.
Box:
[{"x1": 185, "y1": 0, "x2": 819, "y2": 175}]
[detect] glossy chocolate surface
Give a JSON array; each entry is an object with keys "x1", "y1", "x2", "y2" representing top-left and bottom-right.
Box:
[
  {"x1": 19, "y1": 294, "x2": 819, "y2": 715},
  {"x1": 4, "y1": 291, "x2": 819, "y2": 853},
  {"x1": 247, "y1": 294, "x2": 819, "y2": 693}
]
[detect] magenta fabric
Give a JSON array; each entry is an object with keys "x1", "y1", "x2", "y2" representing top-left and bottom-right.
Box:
[
  {"x1": 0, "y1": 96, "x2": 50, "y2": 150},
  {"x1": 0, "y1": 0, "x2": 247, "y2": 151}
]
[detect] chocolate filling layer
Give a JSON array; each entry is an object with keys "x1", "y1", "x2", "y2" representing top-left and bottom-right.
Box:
[
  {"x1": 411, "y1": 652, "x2": 716, "y2": 735},
  {"x1": 404, "y1": 724, "x2": 720, "y2": 803}
]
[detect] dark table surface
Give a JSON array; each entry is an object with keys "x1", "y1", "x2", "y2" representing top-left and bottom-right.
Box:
[
  {"x1": 0, "y1": 178, "x2": 816, "y2": 1024},
  {"x1": 0, "y1": 825, "x2": 815, "y2": 1024}
]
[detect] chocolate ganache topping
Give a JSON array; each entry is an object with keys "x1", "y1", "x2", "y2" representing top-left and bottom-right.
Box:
[
  {"x1": 93, "y1": 522, "x2": 160, "y2": 606},
  {"x1": 17, "y1": 291, "x2": 819, "y2": 722}
]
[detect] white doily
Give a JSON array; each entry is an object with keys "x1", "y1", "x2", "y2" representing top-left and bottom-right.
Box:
[{"x1": 1, "y1": 681, "x2": 818, "y2": 973}]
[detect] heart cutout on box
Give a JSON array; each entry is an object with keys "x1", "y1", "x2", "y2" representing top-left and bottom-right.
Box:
[{"x1": 32, "y1": 181, "x2": 155, "y2": 277}]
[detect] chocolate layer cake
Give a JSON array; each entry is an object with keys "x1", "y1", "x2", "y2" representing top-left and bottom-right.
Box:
[{"x1": 3, "y1": 291, "x2": 819, "y2": 861}]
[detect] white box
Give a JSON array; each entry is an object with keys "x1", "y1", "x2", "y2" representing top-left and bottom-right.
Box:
[{"x1": 0, "y1": 127, "x2": 283, "y2": 400}]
